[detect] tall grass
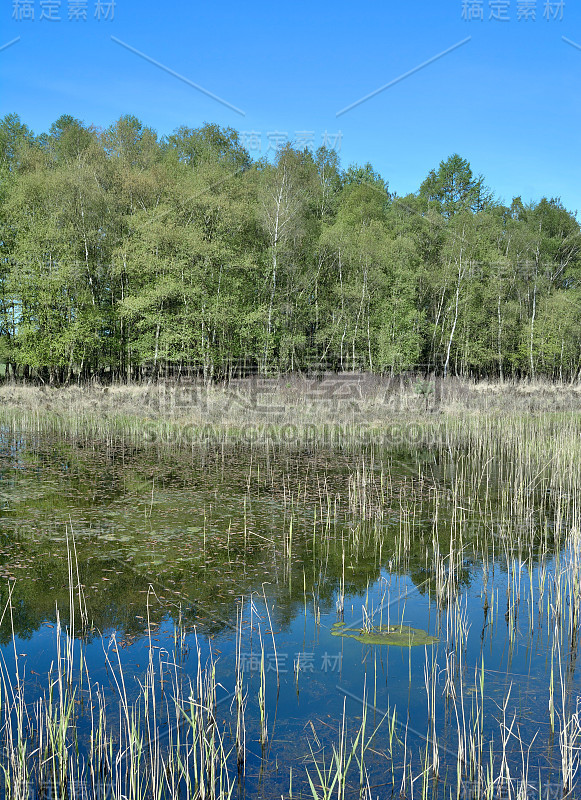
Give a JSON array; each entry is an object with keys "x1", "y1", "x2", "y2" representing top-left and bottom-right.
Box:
[
  {"x1": 4, "y1": 379, "x2": 581, "y2": 797},
  {"x1": 0, "y1": 582, "x2": 235, "y2": 800}
]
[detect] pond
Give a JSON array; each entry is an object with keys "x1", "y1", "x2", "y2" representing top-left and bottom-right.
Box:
[{"x1": 0, "y1": 423, "x2": 578, "y2": 799}]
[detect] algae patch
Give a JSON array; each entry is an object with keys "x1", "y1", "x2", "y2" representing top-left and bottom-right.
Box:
[{"x1": 331, "y1": 622, "x2": 437, "y2": 647}]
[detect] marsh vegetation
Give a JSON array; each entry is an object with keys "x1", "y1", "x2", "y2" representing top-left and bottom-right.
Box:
[{"x1": 1, "y1": 384, "x2": 581, "y2": 798}]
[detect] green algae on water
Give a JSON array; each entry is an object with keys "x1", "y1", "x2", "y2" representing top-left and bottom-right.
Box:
[{"x1": 331, "y1": 621, "x2": 437, "y2": 647}]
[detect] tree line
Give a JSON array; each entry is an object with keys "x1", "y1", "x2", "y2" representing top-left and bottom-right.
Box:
[{"x1": 1, "y1": 112, "x2": 580, "y2": 383}]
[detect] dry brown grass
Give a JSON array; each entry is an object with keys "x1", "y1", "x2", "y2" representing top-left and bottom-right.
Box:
[{"x1": 1, "y1": 375, "x2": 580, "y2": 428}]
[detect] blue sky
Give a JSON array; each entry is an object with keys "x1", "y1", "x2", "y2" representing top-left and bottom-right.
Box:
[{"x1": 2, "y1": 0, "x2": 580, "y2": 212}]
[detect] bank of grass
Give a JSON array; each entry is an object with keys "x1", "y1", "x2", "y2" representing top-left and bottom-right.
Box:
[{"x1": 1, "y1": 375, "x2": 581, "y2": 446}]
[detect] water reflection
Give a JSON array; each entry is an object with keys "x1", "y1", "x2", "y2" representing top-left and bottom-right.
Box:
[{"x1": 0, "y1": 429, "x2": 575, "y2": 798}]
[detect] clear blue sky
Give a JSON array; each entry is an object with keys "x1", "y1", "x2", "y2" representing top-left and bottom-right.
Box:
[{"x1": 2, "y1": 0, "x2": 580, "y2": 212}]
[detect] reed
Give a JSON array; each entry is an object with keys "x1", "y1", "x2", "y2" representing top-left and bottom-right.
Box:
[
  {"x1": 5, "y1": 380, "x2": 581, "y2": 797},
  {"x1": 0, "y1": 586, "x2": 235, "y2": 800}
]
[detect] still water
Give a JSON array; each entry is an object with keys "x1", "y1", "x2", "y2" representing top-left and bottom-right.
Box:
[{"x1": 0, "y1": 429, "x2": 575, "y2": 799}]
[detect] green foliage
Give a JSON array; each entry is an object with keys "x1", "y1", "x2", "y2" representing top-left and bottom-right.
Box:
[
  {"x1": 1, "y1": 113, "x2": 580, "y2": 381},
  {"x1": 420, "y1": 153, "x2": 494, "y2": 217}
]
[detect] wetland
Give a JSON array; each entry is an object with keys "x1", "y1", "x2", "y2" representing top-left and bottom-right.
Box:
[{"x1": 0, "y1": 404, "x2": 580, "y2": 799}]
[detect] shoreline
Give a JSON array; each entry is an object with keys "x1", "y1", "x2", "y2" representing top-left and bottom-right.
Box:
[{"x1": 1, "y1": 375, "x2": 581, "y2": 451}]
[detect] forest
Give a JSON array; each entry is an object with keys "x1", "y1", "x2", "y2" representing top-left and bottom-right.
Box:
[{"x1": 1, "y1": 112, "x2": 580, "y2": 383}]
